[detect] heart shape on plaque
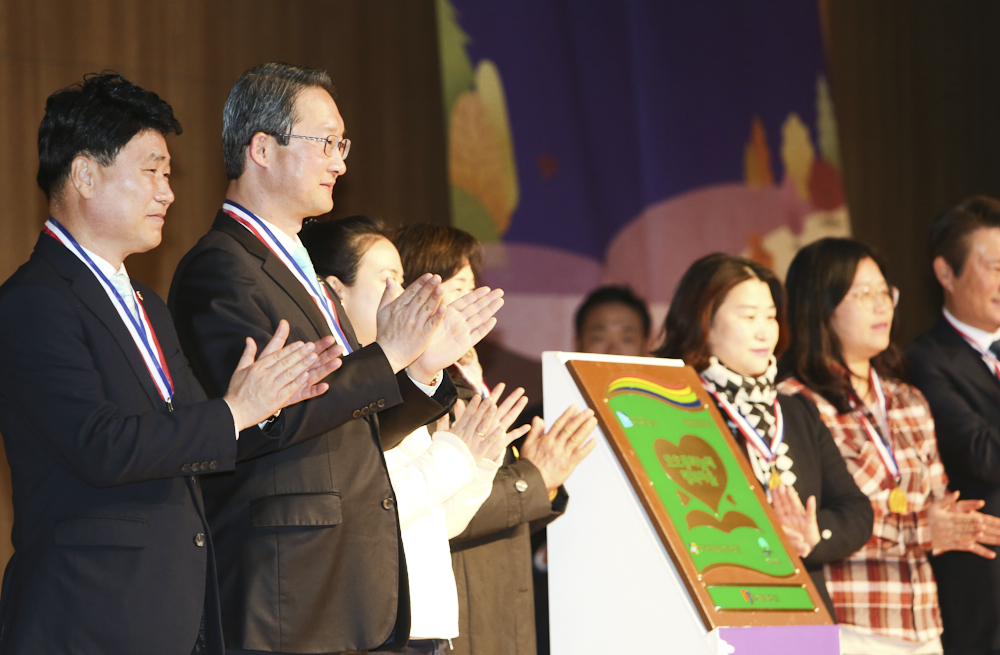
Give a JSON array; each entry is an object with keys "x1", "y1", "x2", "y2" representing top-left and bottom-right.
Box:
[{"x1": 655, "y1": 435, "x2": 727, "y2": 514}]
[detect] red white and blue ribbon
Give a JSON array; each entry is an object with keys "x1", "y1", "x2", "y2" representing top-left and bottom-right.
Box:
[
  {"x1": 702, "y1": 378, "x2": 784, "y2": 465},
  {"x1": 222, "y1": 201, "x2": 353, "y2": 354},
  {"x1": 943, "y1": 311, "x2": 1000, "y2": 380},
  {"x1": 454, "y1": 361, "x2": 490, "y2": 398},
  {"x1": 44, "y1": 218, "x2": 175, "y2": 408},
  {"x1": 852, "y1": 368, "x2": 900, "y2": 481}
]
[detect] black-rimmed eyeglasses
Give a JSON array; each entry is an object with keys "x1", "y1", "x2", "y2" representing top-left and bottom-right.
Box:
[{"x1": 272, "y1": 133, "x2": 350, "y2": 160}]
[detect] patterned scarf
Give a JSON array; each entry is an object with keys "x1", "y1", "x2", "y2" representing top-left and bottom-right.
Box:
[{"x1": 700, "y1": 356, "x2": 778, "y2": 441}]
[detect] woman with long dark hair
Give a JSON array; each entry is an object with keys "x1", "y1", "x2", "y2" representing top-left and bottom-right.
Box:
[
  {"x1": 778, "y1": 237, "x2": 1000, "y2": 654},
  {"x1": 655, "y1": 252, "x2": 872, "y2": 618}
]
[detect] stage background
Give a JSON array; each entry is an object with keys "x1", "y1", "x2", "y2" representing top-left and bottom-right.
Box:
[{"x1": 1, "y1": 0, "x2": 1000, "y2": 570}]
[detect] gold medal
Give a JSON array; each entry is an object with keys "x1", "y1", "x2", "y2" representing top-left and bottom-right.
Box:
[
  {"x1": 888, "y1": 486, "x2": 908, "y2": 514},
  {"x1": 768, "y1": 470, "x2": 782, "y2": 490}
]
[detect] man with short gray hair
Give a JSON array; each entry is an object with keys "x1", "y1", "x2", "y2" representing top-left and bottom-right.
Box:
[{"x1": 170, "y1": 62, "x2": 503, "y2": 654}]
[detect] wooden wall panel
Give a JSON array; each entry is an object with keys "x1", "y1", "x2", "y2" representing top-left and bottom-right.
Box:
[{"x1": 0, "y1": 0, "x2": 447, "y2": 566}]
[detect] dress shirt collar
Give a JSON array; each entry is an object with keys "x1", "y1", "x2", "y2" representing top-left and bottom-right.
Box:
[
  {"x1": 75, "y1": 242, "x2": 128, "y2": 280},
  {"x1": 943, "y1": 307, "x2": 1000, "y2": 353},
  {"x1": 250, "y1": 211, "x2": 304, "y2": 252}
]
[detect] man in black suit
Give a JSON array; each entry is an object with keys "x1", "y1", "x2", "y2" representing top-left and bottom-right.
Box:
[
  {"x1": 908, "y1": 195, "x2": 1000, "y2": 654},
  {"x1": 0, "y1": 73, "x2": 342, "y2": 655},
  {"x1": 169, "y1": 63, "x2": 503, "y2": 654}
]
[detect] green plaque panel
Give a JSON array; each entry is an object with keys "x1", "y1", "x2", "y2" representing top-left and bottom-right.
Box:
[
  {"x1": 607, "y1": 378, "x2": 795, "y2": 576},
  {"x1": 707, "y1": 585, "x2": 816, "y2": 611},
  {"x1": 566, "y1": 360, "x2": 833, "y2": 628}
]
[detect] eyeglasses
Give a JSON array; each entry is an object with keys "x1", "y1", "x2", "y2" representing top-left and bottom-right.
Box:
[
  {"x1": 272, "y1": 133, "x2": 350, "y2": 160},
  {"x1": 845, "y1": 284, "x2": 899, "y2": 310}
]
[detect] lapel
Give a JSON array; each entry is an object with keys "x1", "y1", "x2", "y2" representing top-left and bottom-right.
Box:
[
  {"x1": 212, "y1": 211, "x2": 332, "y2": 339},
  {"x1": 320, "y1": 279, "x2": 362, "y2": 352},
  {"x1": 35, "y1": 233, "x2": 166, "y2": 409},
  {"x1": 930, "y1": 315, "x2": 1000, "y2": 395}
]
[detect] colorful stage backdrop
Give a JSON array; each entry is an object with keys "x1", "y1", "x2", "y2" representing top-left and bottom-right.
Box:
[{"x1": 437, "y1": 0, "x2": 850, "y2": 396}]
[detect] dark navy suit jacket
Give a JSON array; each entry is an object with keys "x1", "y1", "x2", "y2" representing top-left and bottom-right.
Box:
[{"x1": 0, "y1": 233, "x2": 238, "y2": 654}]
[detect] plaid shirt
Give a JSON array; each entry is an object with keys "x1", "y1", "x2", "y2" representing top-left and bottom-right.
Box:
[{"x1": 778, "y1": 377, "x2": 948, "y2": 644}]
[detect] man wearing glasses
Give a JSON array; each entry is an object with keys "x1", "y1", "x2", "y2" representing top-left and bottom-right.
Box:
[
  {"x1": 169, "y1": 63, "x2": 503, "y2": 654},
  {"x1": 909, "y1": 196, "x2": 1000, "y2": 655}
]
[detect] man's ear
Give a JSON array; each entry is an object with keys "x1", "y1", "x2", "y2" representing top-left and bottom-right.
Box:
[
  {"x1": 69, "y1": 155, "x2": 96, "y2": 200},
  {"x1": 326, "y1": 275, "x2": 346, "y2": 299},
  {"x1": 247, "y1": 132, "x2": 271, "y2": 169},
  {"x1": 933, "y1": 256, "x2": 957, "y2": 295}
]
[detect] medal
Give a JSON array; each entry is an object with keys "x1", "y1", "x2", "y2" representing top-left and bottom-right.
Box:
[
  {"x1": 44, "y1": 218, "x2": 175, "y2": 409},
  {"x1": 704, "y1": 380, "x2": 784, "y2": 491},
  {"x1": 854, "y1": 369, "x2": 909, "y2": 514},
  {"x1": 888, "y1": 486, "x2": 908, "y2": 514}
]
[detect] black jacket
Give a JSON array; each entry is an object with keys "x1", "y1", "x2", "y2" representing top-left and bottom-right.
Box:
[
  {"x1": 169, "y1": 211, "x2": 456, "y2": 654},
  {"x1": 716, "y1": 392, "x2": 873, "y2": 618},
  {"x1": 908, "y1": 316, "x2": 1000, "y2": 650},
  {"x1": 0, "y1": 234, "x2": 237, "y2": 654}
]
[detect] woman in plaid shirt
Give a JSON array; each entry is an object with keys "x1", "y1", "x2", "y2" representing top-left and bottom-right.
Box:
[{"x1": 778, "y1": 238, "x2": 1000, "y2": 655}]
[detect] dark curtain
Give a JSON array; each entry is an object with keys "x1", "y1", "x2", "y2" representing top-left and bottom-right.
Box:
[{"x1": 823, "y1": 0, "x2": 1000, "y2": 345}]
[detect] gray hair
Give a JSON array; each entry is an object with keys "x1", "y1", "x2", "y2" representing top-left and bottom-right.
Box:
[{"x1": 222, "y1": 62, "x2": 336, "y2": 180}]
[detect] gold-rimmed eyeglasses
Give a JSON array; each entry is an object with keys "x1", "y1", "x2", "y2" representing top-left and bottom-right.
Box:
[
  {"x1": 272, "y1": 133, "x2": 350, "y2": 160},
  {"x1": 845, "y1": 284, "x2": 899, "y2": 310}
]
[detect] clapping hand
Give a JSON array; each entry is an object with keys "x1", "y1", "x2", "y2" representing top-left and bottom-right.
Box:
[
  {"x1": 224, "y1": 320, "x2": 344, "y2": 431},
  {"x1": 520, "y1": 405, "x2": 598, "y2": 494},
  {"x1": 929, "y1": 490, "x2": 1000, "y2": 559},
  {"x1": 481, "y1": 383, "x2": 530, "y2": 461},
  {"x1": 408, "y1": 287, "x2": 504, "y2": 385},
  {"x1": 770, "y1": 484, "x2": 821, "y2": 558},
  {"x1": 437, "y1": 389, "x2": 530, "y2": 464},
  {"x1": 375, "y1": 274, "x2": 446, "y2": 375}
]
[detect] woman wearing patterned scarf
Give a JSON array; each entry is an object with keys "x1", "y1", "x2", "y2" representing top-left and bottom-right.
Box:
[
  {"x1": 655, "y1": 253, "x2": 872, "y2": 619},
  {"x1": 778, "y1": 238, "x2": 1000, "y2": 655}
]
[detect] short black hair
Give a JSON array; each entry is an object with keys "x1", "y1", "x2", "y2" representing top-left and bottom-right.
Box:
[
  {"x1": 575, "y1": 286, "x2": 651, "y2": 340},
  {"x1": 929, "y1": 195, "x2": 1000, "y2": 281},
  {"x1": 222, "y1": 62, "x2": 337, "y2": 180},
  {"x1": 37, "y1": 72, "x2": 182, "y2": 201},
  {"x1": 300, "y1": 216, "x2": 392, "y2": 285}
]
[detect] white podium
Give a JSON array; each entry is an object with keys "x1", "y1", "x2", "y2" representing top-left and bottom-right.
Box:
[{"x1": 542, "y1": 352, "x2": 839, "y2": 655}]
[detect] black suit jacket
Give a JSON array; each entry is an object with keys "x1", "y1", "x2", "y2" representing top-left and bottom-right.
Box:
[
  {"x1": 168, "y1": 211, "x2": 456, "y2": 654},
  {"x1": 908, "y1": 316, "x2": 1000, "y2": 649},
  {"x1": 0, "y1": 234, "x2": 237, "y2": 654},
  {"x1": 718, "y1": 392, "x2": 873, "y2": 618}
]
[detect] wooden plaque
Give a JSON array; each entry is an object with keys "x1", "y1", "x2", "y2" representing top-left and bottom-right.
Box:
[{"x1": 566, "y1": 359, "x2": 833, "y2": 629}]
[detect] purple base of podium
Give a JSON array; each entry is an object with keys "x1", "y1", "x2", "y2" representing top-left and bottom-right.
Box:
[{"x1": 716, "y1": 625, "x2": 839, "y2": 654}]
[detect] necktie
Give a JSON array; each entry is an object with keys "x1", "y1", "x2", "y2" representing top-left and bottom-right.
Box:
[
  {"x1": 110, "y1": 272, "x2": 138, "y2": 317},
  {"x1": 990, "y1": 340, "x2": 1000, "y2": 359},
  {"x1": 291, "y1": 246, "x2": 319, "y2": 288}
]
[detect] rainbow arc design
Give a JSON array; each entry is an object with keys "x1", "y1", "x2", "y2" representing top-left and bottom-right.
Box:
[{"x1": 607, "y1": 376, "x2": 703, "y2": 411}]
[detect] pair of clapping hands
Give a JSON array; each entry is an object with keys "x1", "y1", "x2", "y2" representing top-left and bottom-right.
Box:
[
  {"x1": 437, "y1": 384, "x2": 600, "y2": 489},
  {"x1": 770, "y1": 485, "x2": 1000, "y2": 560},
  {"x1": 220, "y1": 275, "x2": 504, "y2": 432}
]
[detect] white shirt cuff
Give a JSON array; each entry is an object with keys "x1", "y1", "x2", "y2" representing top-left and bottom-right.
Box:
[{"x1": 408, "y1": 369, "x2": 444, "y2": 397}]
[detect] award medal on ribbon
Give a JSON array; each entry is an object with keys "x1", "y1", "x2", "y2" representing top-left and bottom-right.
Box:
[
  {"x1": 704, "y1": 380, "x2": 785, "y2": 490},
  {"x1": 853, "y1": 369, "x2": 907, "y2": 514},
  {"x1": 44, "y1": 218, "x2": 175, "y2": 410},
  {"x1": 222, "y1": 201, "x2": 353, "y2": 354}
]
